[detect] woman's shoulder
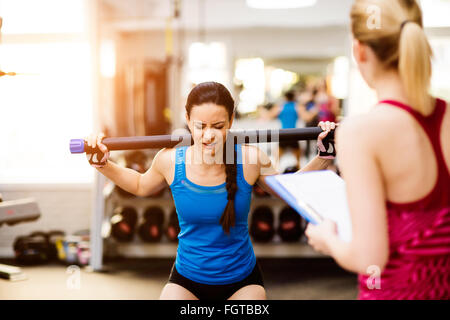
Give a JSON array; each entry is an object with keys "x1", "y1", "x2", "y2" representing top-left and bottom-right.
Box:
[
  {"x1": 157, "y1": 147, "x2": 177, "y2": 159},
  {"x1": 240, "y1": 144, "x2": 276, "y2": 174},
  {"x1": 238, "y1": 144, "x2": 262, "y2": 186},
  {"x1": 240, "y1": 144, "x2": 261, "y2": 165},
  {"x1": 152, "y1": 147, "x2": 177, "y2": 172},
  {"x1": 337, "y1": 106, "x2": 413, "y2": 157},
  {"x1": 339, "y1": 106, "x2": 405, "y2": 135}
]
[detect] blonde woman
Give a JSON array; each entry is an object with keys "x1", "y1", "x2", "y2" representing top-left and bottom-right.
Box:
[{"x1": 306, "y1": 0, "x2": 450, "y2": 299}]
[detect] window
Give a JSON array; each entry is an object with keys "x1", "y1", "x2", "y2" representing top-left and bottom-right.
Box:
[{"x1": 0, "y1": 0, "x2": 94, "y2": 184}]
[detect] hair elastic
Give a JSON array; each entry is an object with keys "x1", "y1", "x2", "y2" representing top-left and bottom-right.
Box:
[{"x1": 400, "y1": 20, "x2": 413, "y2": 30}]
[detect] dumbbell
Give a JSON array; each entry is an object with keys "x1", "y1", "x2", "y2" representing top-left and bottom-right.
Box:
[
  {"x1": 166, "y1": 209, "x2": 180, "y2": 242},
  {"x1": 249, "y1": 206, "x2": 275, "y2": 243},
  {"x1": 110, "y1": 206, "x2": 138, "y2": 242},
  {"x1": 138, "y1": 206, "x2": 165, "y2": 242},
  {"x1": 13, "y1": 231, "x2": 51, "y2": 265},
  {"x1": 283, "y1": 166, "x2": 299, "y2": 174},
  {"x1": 277, "y1": 206, "x2": 304, "y2": 242}
]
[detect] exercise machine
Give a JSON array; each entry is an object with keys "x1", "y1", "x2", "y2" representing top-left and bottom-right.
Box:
[{"x1": 0, "y1": 195, "x2": 41, "y2": 280}]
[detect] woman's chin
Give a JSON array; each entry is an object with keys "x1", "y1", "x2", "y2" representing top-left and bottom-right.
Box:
[
  {"x1": 202, "y1": 146, "x2": 223, "y2": 159},
  {"x1": 202, "y1": 148, "x2": 216, "y2": 156}
]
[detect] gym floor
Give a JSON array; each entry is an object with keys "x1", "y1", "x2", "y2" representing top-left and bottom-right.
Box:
[{"x1": 0, "y1": 257, "x2": 357, "y2": 300}]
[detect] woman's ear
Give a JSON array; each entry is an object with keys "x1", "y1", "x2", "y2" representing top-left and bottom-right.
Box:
[
  {"x1": 229, "y1": 113, "x2": 235, "y2": 128},
  {"x1": 352, "y1": 39, "x2": 367, "y2": 64},
  {"x1": 185, "y1": 113, "x2": 192, "y2": 132}
]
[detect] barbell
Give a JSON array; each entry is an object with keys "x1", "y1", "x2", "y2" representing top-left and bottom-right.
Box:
[{"x1": 69, "y1": 127, "x2": 334, "y2": 154}]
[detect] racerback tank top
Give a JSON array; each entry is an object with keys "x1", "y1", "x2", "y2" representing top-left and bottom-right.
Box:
[{"x1": 358, "y1": 98, "x2": 450, "y2": 300}]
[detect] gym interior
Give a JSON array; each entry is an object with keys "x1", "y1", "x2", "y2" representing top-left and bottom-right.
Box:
[{"x1": 0, "y1": 0, "x2": 449, "y2": 301}]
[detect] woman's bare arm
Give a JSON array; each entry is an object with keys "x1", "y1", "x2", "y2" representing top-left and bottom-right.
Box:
[
  {"x1": 96, "y1": 160, "x2": 143, "y2": 196},
  {"x1": 299, "y1": 155, "x2": 332, "y2": 172},
  {"x1": 136, "y1": 148, "x2": 172, "y2": 196},
  {"x1": 97, "y1": 148, "x2": 169, "y2": 197},
  {"x1": 306, "y1": 117, "x2": 389, "y2": 274},
  {"x1": 255, "y1": 147, "x2": 280, "y2": 197}
]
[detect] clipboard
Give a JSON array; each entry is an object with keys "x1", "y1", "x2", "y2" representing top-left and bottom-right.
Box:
[
  {"x1": 265, "y1": 175, "x2": 324, "y2": 225},
  {"x1": 264, "y1": 170, "x2": 352, "y2": 242}
]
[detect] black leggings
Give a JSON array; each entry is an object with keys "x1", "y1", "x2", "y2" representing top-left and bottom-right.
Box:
[{"x1": 167, "y1": 261, "x2": 265, "y2": 300}]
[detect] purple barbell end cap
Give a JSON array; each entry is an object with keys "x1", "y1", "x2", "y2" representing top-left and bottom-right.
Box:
[{"x1": 70, "y1": 139, "x2": 85, "y2": 153}]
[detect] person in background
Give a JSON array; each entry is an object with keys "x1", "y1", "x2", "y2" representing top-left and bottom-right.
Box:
[
  {"x1": 265, "y1": 90, "x2": 303, "y2": 170},
  {"x1": 298, "y1": 88, "x2": 320, "y2": 160},
  {"x1": 305, "y1": 0, "x2": 450, "y2": 300},
  {"x1": 315, "y1": 79, "x2": 340, "y2": 123}
]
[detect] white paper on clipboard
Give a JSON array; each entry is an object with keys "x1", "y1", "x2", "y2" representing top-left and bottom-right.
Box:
[{"x1": 274, "y1": 170, "x2": 352, "y2": 242}]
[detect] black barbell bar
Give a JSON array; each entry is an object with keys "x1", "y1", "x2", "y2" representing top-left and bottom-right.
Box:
[{"x1": 70, "y1": 127, "x2": 334, "y2": 154}]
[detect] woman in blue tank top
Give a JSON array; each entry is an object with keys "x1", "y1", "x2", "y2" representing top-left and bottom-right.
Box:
[{"x1": 87, "y1": 82, "x2": 336, "y2": 300}]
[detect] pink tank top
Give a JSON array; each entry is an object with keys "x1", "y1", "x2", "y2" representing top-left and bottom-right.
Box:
[{"x1": 358, "y1": 98, "x2": 450, "y2": 300}]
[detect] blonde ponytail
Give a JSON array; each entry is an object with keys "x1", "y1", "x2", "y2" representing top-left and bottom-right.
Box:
[
  {"x1": 399, "y1": 21, "x2": 433, "y2": 115},
  {"x1": 351, "y1": 0, "x2": 434, "y2": 115}
]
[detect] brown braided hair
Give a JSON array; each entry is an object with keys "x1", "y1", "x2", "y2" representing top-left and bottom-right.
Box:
[{"x1": 185, "y1": 82, "x2": 237, "y2": 234}]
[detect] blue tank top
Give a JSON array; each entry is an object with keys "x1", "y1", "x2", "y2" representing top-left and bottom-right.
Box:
[
  {"x1": 278, "y1": 101, "x2": 298, "y2": 129},
  {"x1": 170, "y1": 144, "x2": 256, "y2": 285}
]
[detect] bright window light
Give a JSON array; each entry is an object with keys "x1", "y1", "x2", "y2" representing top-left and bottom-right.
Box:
[
  {"x1": 331, "y1": 56, "x2": 349, "y2": 99},
  {"x1": 430, "y1": 37, "x2": 450, "y2": 100},
  {"x1": 266, "y1": 67, "x2": 298, "y2": 100},
  {"x1": 347, "y1": 67, "x2": 377, "y2": 116},
  {"x1": 246, "y1": 0, "x2": 317, "y2": 9},
  {"x1": 0, "y1": 42, "x2": 93, "y2": 184},
  {"x1": 234, "y1": 58, "x2": 265, "y2": 114},
  {"x1": 0, "y1": 0, "x2": 86, "y2": 34},
  {"x1": 421, "y1": 0, "x2": 450, "y2": 28},
  {"x1": 188, "y1": 42, "x2": 228, "y2": 85},
  {"x1": 100, "y1": 40, "x2": 116, "y2": 78}
]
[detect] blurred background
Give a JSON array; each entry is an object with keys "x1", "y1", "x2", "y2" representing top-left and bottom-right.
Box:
[{"x1": 0, "y1": 0, "x2": 449, "y2": 299}]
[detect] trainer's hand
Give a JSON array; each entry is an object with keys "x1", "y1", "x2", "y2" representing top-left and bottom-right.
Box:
[
  {"x1": 317, "y1": 121, "x2": 337, "y2": 159},
  {"x1": 85, "y1": 132, "x2": 109, "y2": 168},
  {"x1": 305, "y1": 219, "x2": 338, "y2": 256}
]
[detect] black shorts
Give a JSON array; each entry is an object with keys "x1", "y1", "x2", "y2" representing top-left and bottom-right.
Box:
[{"x1": 167, "y1": 261, "x2": 265, "y2": 300}]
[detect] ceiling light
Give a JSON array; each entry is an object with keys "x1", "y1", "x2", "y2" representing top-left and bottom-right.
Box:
[{"x1": 246, "y1": 0, "x2": 317, "y2": 9}]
